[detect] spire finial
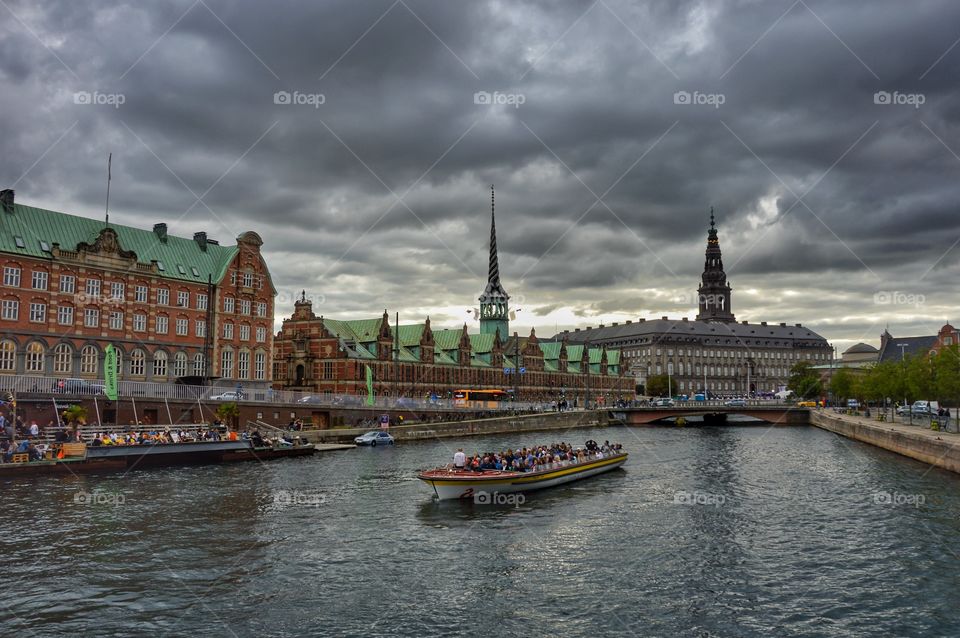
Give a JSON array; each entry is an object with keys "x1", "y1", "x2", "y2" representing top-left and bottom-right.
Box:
[
  {"x1": 488, "y1": 185, "x2": 500, "y2": 286},
  {"x1": 710, "y1": 206, "x2": 715, "y2": 229}
]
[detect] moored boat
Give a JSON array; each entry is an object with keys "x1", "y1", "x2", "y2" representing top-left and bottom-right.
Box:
[{"x1": 418, "y1": 448, "x2": 627, "y2": 501}]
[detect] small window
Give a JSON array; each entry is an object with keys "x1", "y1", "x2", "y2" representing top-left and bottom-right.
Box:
[
  {"x1": 190, "y1": 266, "x2": 200, "y2": 277},
  {"x1": 157, "y1": 261, "x2": 165, "y2": 271},
  {"x1": 177, "y1": 264, "x2": 186, "y2": 275},
  {"x1": 13, "y1": 236, "x2": 24, "y2": 249},
  {"x1": 39, "y1": 240, "x2": 50, "y2": 252}
]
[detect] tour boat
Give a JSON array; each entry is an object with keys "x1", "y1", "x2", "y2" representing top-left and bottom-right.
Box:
[{"x1": 418, "y1": 450, "x2": 628, "y2": 501}]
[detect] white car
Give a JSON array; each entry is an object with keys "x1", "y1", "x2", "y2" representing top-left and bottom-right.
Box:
[
  {"x1": 209, "y1": 391, "x2": 241, "y2": 401},
  {"x1": 354, "y1": 431, "x2": 394, "y2": 446},
  {"x1": 651, "y1": 397, "x2": 675, "y2": 407}
]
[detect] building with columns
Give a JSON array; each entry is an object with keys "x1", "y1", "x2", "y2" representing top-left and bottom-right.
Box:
[
  {"x1": 272, "y1": 189, "x2": 634, "y2": 403},
  {"x1": 557, "y1": 210, "x2": 833, "y2": 396},
  {"x1": 0, "y1": 189, "x2": 275, "y2": 388}
]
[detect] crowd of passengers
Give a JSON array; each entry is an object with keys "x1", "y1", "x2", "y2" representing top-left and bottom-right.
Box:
[{"x1": 454, "y1": 440, "x2": 623, "y2": 472}]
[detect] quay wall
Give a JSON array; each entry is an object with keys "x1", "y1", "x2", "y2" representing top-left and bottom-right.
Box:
[
  {"x1": 810, "y1": 411, "x2": 960, "y2": 474},
  {"x1": 297, "y1": 410, "x2": 610, "y2": 444}
]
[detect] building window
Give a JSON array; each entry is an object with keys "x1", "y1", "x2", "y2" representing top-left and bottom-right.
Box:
[
  {"x1": 130, "y1": 349, "x2": 145, "y2": 376},
  {"x1": 109, "y1": 311, "x2": 123, "y2": 330},
  {"x1": 32, "y1": 271, "x2": 48, "y2": 290},
  {"x1": 237, "y1": 350, "x2": 249, "y2": 379},
  {"x1": 153, "y1": 351, "x2": 168, "y2": 377},
  {"x1": 194, "y1": 353, "x2": 205, "y2": 376},
  {"x1": 156, "y1": 315, "x2": 168, "y2": 334},
  {"x1": 230, "y1": 271, "x2": 236, "y2": 285},
  {"x1": 195, "y1": 321, "x2": 206, "y2": 337},
  {"x1": 86, "y1": 278, "x2": 101, "y2": 297},
  {"x1": 84, "y1": 308, "x2": 99, "y2": 328},
  {"x1": 1, "y1": 299, "x2": 18, "y2": 320},
  {"x1": 220, "y1": 349, "x2": 234, "y2": 378},
  {"x1": 240, "y1": 299, "x2": 251, "y2": 316},
  {"x1": 59, "y1": 274, "x2": 75, "y2": 294},
  {"x1": 256, "y1": 302, "x2": 267, "y2": 317},
  {"x1": 223, "y1": 322, "x2": 234, "y2": 339},
  {"x1": 133, "y1": 313, "x2": 147, "y2": 332},
  {"x1": 256, "y1": 326, "x2": 266, "y2": 343},
  {"x1": 323, "y1": 361, "x2": 333, "y2": 379},
  {"x1": 135, "y1": 285, "x2": 148, "y2": 303},
  {"x1": 174, "y1": 352, "x2": 188, "y2": 377},
  {"x1": 177, "y1": 291, "x2": 189, "y2": 307},
  {"x1": 80, "y1": 345, "x2": 97, "y2": 375},
  {"x1": 224, "y1": 297, "x2": 235, "y2": 313},
  {"x1": 239, "y1": 324, "x2": 250, "y2": 341},
  {"x1": 242, "y1": 272, "x2": 253, "y2": 287},
  {"x1": 3, "y1": 266, "x2": 21, "y2": 287},
  {"x1": 25, "y1": 342, "x2": 44, "y2": 373},
  {"x1": 29, "y1": 302, "x2": 46, "y2": 323},
  {"x1": 255, "y1": 351, "x2": 266, "y2": 380},
  {"x1": 197, "y1": 294, "x2": 208, "y2": 311},
  {"x1": 57, "y1": 305, "x2": 74, "y2": 326},
  {"x1": 157, "y1": 288, "x2": 169, "y2": 305},
  {"x1": 54, "y1": 343, "x2": 72, "y2": 374},
  {"x1": 111, "y1": 281, "x2": 125, "y2": 300},
  {"x1": 176, "y1": 318, "x2": 188, "y2": 336},
  {"x1": 0, "y1": 340, "x2": 15, "y2": 372}
]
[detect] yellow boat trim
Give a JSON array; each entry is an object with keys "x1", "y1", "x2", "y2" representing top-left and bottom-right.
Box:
[{"x1": 424, "y1": 454, "x2": 627, "y2": 487}]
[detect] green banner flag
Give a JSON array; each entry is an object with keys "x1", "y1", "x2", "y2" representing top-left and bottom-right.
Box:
[
  {"x1": 104, "y1": 344, "x2": 118, "y2": 401},
  {"x1": 365, "y1": 364, "x2": 374, "y2": 406}
]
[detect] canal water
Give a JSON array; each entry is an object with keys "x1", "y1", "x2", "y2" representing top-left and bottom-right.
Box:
[{"x1": 3, "y1": 425, "x2": 960, "y2": 637}]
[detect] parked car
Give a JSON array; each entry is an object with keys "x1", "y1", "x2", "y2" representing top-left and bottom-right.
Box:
[
  {"x1": 724, "y1": 398, "x2": 747, "y2": 407},
  {"x1": 332, "y1": 395, "x2": 363, "y2": 407},
  {"x1": 297, "y1": 395, "x2": 327, "y2": 405},
  {"x1": 898, "y1": 401, "x2": 939, "y2": 416},
  {"x1": 651, "y1": 397, "x2": 675, "y2": 407},
  {"x1": 354, "y1": 430, "x2": 394, "y2": 446},
  {"x1": 796, "y1": 400, "x2": 821, "y2": 407},
  {"x1": 52, "y1": 378, "x2": 106, "y2": 395},
  {"x1": 208, "y1": 391, "x2": 241, "y2": 401}
]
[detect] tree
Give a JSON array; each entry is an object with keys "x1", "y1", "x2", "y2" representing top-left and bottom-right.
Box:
[
  {"x1": 788, "y1": 361, "x2": 822, "y2": 399},
  {"x1": 829, "y1": 367, "x2": 854, "y2": 402},
  {"x1": 646, "y1": 374, "x2": 670, "y2": 397},
  {"x1": 215, "y1": 402, "x2": 240, "y2": 429},
  {"x1": 62, "y1": 404, "x2": 87, "y2": 426}
]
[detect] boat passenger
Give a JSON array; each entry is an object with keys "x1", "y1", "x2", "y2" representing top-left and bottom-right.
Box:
[{"x1": 453, "y1": 448, "x2": 466, "y2": 470}]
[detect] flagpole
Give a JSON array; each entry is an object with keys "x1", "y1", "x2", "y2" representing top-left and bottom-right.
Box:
[{"x1": 105, "y1": 153, "x2": 112, "y2": 227}]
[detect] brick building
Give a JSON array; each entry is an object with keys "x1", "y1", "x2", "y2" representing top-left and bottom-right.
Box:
[{"x1": 0, "y1": 189, "x2": 275, "y2": 387}]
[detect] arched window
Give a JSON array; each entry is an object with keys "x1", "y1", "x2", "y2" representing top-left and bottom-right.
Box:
[
  {"x1": 221, "y1": 348, "x2": 234, "y2": 378},
  {"x1": 193, "y1": 353, "x2": 205, "y2": 376},
  {"x1": 254, "y1": 350, "x2": 266, "y2": 380},
  {"x1": 80, "y1": 345, "x2": 98, "y2": 375},
  {"x1": 0, "y1": 340, "x2": 15, "y2": 372},
  {"x1": 153, "y1": 350, "x2": 168, "y2": 377},
  {"x1": 25, "y1": 342, "x2": 44, "y2": 373},
  {"x1": 130, "y1": 349, "x2": 146, "y2": 376},
  {"x1": 54, "y1": 343, "x2": 72, "y2": 374},
  {"x1": 174, "y1": 352, "x2": 188, "y2": 377},
  {"x1": 237, "y1": 349, "x2": 249, "y2": 379}
]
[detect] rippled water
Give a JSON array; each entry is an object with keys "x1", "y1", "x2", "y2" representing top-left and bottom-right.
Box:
[{"x1": 2, "y1": 425, "x2": 959, "y2": 637}]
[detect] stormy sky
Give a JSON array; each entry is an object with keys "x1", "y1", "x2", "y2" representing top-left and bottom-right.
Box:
[{"x1": 1, "y1": 0, "x2": 959, "y2": 351}]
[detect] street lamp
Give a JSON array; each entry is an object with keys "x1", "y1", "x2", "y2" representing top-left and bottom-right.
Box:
[{"x1": 899, "y1": 343, "x2": 908, "y2": 422}]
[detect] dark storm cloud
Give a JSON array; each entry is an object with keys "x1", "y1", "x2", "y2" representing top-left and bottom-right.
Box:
[{"x1": 2, "y1": 0, "x2": 960, "y2": 347}]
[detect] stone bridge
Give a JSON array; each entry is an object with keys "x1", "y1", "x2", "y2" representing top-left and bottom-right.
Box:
[{"x1": 610, "y1": 405, "x2": 811, "y2": 426}]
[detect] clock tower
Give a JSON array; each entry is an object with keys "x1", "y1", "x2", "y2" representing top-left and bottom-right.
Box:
[{"x1": 480, "y1": 186, "x2": 510, "y2": 340}]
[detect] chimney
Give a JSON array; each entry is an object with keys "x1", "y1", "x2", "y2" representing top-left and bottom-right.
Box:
[
  {"x1": 0, "y1": 189, "x2": 13, "y2": 214},
  {"x1": 194, "y1": 231, "x2": 207, "y2": 251},
  {"x1": 639, "y1": 318, "x2": 645, "y2": 322},
  {"x1": 153, "y1": 223, "x2": 168, "y2": 243},
  {"x1": 761, "y1": 321, "x2": 767, "y2": 326},
  {"x1": 780, "y1": 322, "x2": 786, "y2": 327},
  {"x1": 661, "y1": 316, "x2": 668, "y2": 320},
  {"x1": 682, "y1": 317, "x2": 688, "y2": 322},
  {"x1": 574, "y1": 328, "x2": 580, "y2": 332},
  {"x1": 625, "y1": 320, "x2": 632, "y2": 324},
  {"x1": 795, "y1": 323, "x2": 802, "y2": 327},
  {"x1": 611, "y1": 322, "x2": 618, "y2": 326}
]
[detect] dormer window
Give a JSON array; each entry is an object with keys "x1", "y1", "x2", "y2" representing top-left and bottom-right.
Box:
[{"x1": 13, "y1": 236, "x2": 24, "y2": 249}]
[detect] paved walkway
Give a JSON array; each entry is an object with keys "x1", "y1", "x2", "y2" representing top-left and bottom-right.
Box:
[{"x1": 815, "y1": 409, "x2": 960, "y2": 443}]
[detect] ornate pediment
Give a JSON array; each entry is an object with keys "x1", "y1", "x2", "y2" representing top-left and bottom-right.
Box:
[{"x1": 76, "y1": 228, "x2": 138, "y2": 261}]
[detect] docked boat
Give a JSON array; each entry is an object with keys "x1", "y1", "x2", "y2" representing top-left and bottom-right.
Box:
[{"x1": 418, "y1": 449, "x2": 627, "y2": 501}]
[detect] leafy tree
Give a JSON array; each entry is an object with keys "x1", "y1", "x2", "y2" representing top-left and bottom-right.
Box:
[
  {"x1": 829, "y1": 368, "x2": 854, "y2": 402},
  {"x1": 788, "y1": 361, "x2": 822, "y2": 399},
  {"x1": 905, "y1": 354, "x2": 934, "y2": 400},
  {"x1": 215, "y1": 402, "x2": 240, "y2": 429},
  {"x1": 62, "y1": 404, "x2": 87, "y2": 425},
  {"x1": 646, "y1": 374, "x2": 670, "y2": 397}
]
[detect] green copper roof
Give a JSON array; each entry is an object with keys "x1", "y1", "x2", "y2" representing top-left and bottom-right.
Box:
[
  {"x1": 2, "y1": 202, "x2": 239, "y2": 283},
  {"x1": 539, "y1": 341, "x2": 562, "y2": 360},
  {"x1": 433, "y1": 328, "x2": 466, "y2": 351},
  {"x1": 469, "y1": 333, "x2": 494, "y2": 353}
]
